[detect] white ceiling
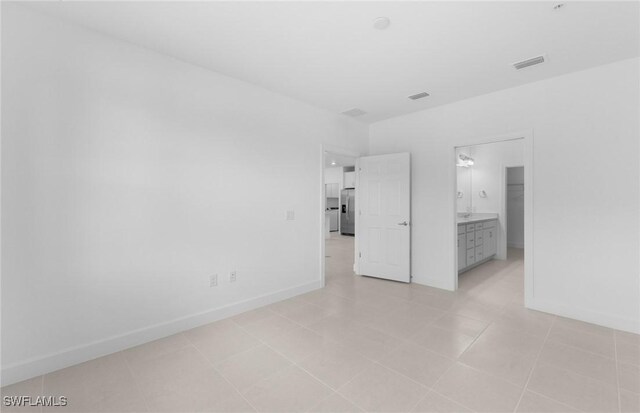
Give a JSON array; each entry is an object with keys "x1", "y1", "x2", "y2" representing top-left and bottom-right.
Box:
[{"x1": 23, "y1": 1, "x2": 640, "y2": 123}]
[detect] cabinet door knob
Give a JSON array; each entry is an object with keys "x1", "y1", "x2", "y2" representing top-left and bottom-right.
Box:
[{"x1": 398, "y1": 221, "x2": 409, "y2": 226}]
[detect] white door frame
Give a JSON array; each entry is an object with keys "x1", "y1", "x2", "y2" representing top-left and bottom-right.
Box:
[
  {"x1": 320, "y1": 144, "x2": 361, "y2": 287},
  {"x1": 451, "y1": 130, "x2": 534, "y2": 308}
]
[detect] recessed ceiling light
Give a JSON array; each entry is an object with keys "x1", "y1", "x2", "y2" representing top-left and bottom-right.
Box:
[
  {"x1": 373, "y1": 17, "x2": 391, "y2": 30},
  {"x1": 331, "y1": 161, "x2": 336, "y2": 166}
]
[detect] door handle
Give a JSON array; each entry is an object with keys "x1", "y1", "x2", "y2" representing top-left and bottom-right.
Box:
[{"x1": 398, "y1": 221, "x2": 409, "y2": 226}]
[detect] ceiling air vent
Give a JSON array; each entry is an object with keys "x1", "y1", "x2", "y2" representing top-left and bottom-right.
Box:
[
  {"x1": 341, "y1": 108, "x2": 367, "y2": 117},
  {"x1": 513, "y1": 55, "x2": 546, "y2": 70},
  {"x1": 408, "y1": 92, "x2": 430, "y2": 100}
]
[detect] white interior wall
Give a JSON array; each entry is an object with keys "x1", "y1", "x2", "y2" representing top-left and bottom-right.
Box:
[
  {"x1": 369, "y1": 57, "x2": 640, "y2": 334},
  {"x1": 1, "y1": 5, "x2": 368, "y2": 385}
]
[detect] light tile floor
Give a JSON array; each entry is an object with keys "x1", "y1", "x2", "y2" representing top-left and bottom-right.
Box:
[{"x1": 2, "y1": 233, "x2": 639, "y2": 412}]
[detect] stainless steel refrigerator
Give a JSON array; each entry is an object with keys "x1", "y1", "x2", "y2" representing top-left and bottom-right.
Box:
[{"x1": 340, "y1": 189, "x2": 355, "y2": 235}]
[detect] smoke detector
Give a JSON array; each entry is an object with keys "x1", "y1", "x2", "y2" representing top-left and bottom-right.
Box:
[
  {"x1": 512, "y1": 55, "x2": 546, "y2": 70},
  {"x1": 408, "y1": 92, "x2": 430, "y2": 100},
  {"x1": 373, "y1": 17, "x2": 391, "y2": 30},
  {"x1": 341, "y1": 108, "x2": 367, "y2": 117}
]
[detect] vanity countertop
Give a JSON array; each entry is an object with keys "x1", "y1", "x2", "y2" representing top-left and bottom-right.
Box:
[{"x1": 457, "y1": 213, "x2": 499, "y2": 225}]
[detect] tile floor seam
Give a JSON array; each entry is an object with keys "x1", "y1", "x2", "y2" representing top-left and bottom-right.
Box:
[
  {"x1": 452, "y1": 357, "x2": 533, "y2": 391},
  {"x1": 513, "y1": 315, "x2": 555, "y2": 413},
  {"x1": 524, "y1": 389, "x2": 589, "y2": 412},
  {"x1": 181, "y1": 330, "x2": 260, "y2": 413},
  {"x1": 543, "y1": 333, "x2": 617, "y2": 359},
  {"x1": 303, "y1": 390, "x2": 341, "y2": 413},
  {"x1": 613, "y1": 329, "x2": 622, "y2": 413},
  {"x1": 418, "y1": 362, "x2": 477, "y2": 412},
  {"x1": 230, "y1": 322, "x2": 343, "y2": 400},
  {"x1": 410, "y1": 392, "x2": 431, "y2": 413},
  {"x1": 121, "y1": 347, "x2": 153, "y2": 413},
  {"x1": 446, "y1": 317, "x2": 494, "y2": 361},
  {"x1": 532, "y1": 358, "x2": 622, "y2": 393},
  {"x1": 373, "y1": 360, "x2": 433, "y2": 392},
  {"x1": 191, "y1": 333, "x2": 264, "y2": 367},
  {"x1": 431, "y1": 388, "x2": 481, "y2": 413}
]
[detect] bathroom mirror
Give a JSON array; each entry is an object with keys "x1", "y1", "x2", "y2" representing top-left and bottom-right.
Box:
[{"x1": 456, "y1": 146, "x2": 474, "y2": 214}]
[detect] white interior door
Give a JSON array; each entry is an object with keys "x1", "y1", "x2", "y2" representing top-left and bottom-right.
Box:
[{"x1": 357, "y1": 153, "x2": 411, "y2": 282}]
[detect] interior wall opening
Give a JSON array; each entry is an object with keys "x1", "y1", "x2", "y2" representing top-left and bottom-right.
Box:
[
  {"x1": 454, "y1": 138, "x2": 526, "y2": 307},
  {"x1": 323, "y1": 151, "x2": 357, "y2": 284}
]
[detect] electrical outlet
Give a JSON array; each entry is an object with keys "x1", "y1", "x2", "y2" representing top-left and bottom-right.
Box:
[
  {"x1": 286, "y1": 210, "x2": 295, "y2": 220},
  {"x1": 209, "y1": 274, "x2": 218, "y2": 287},
  {"x1": 230, "y1": 271, "x2": 237, "y2": 283}
]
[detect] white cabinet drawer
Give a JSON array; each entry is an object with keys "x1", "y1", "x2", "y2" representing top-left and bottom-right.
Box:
[
  {"x1": 475, "y1": 246, "x2": 484, "y2": 261},
  {"x1": 474, "y1": 231, "x2": 483, "y2": 246},
  {"x1": 466, "y1": 232, "x2": 475, "y2": 249},
  {"x1": 466, "y1": 224, "x2": 475, "y2": 232},
  {"x1": 458, "y1": 225, "x2": 466, "y2": 235},
  {"x1": 466, "y1": 249, "x2": 476, "y2": 265},
  {"x1": 483, "y1": 220, "x2": 497, "y2": 229},
  {"x1": 458, "y1": 234, "x2": 466, "y2": 270},
  {"x1": 475, "y1": 222, "x2": 483, "y2": 230}
]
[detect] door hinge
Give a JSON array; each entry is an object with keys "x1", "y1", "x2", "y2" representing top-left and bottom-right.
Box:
[{"x1": 359, "y1": 252, "x2": 361, "y2": 258}]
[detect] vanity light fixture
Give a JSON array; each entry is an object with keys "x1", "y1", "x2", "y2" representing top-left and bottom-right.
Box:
[{"x1": 457, "y1": 153, "x2": 475, "y2": 167}]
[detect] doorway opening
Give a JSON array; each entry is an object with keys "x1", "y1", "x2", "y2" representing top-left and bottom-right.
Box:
[
  {"x1": 453, "y1": 135, "x2": 532, "y2": 308},
  {"x1": 506, "y1": 166, "x2": 525, "y2": 261},
  {"x1": 323, "y1": 151, "x2": 357, "y2": 284}
]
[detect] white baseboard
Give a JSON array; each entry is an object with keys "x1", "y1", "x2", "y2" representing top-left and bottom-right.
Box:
[
  {"x1": 526, "y1": 297, "x2": 640, "y2": 335},
  {"x1": 1, "y1": 280, "x2": 322, "y2": 387}
]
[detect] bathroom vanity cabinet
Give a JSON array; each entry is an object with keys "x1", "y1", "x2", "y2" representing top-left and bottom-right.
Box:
[{"x1": 457, "y1": 218, "x2": 497, "y2": 273}]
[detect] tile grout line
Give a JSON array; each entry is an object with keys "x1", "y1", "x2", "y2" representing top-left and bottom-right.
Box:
[
  {"x1": 121, "y1": 350, "x2": 154, "y2": 413},
  {"x1": 525, "y1": 389, "x2": 588, "y2": 413},
  {"x1": 182, "y1": 332, "x2": 260, "y2": 413},
  {"x1": 613, "y1": 331, "x2": 622, "y2": 413},
  {"x1": 512, "y1": 315, "x2": 556, "y2": 413},
  {"x1": 405, "y1": 317, "x2": 500, "y2": 413},
  {"x1": 230, "y1": 320, "x2": 348, "y2": 409}
]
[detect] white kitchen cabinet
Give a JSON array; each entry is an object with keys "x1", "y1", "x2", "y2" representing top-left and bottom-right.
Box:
[
  {"x1": 458, "y1": 219, "x2": 498, "y2": 273},
  {"x1": 329, "y1": 210, "x2": 339, "y2": 231},
  {"x1": 325, "y1": 183, "x2": 339, "y2": 198},
  {"x1": 344, "y1": 171, "x2": 356, "y2": 188}
]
